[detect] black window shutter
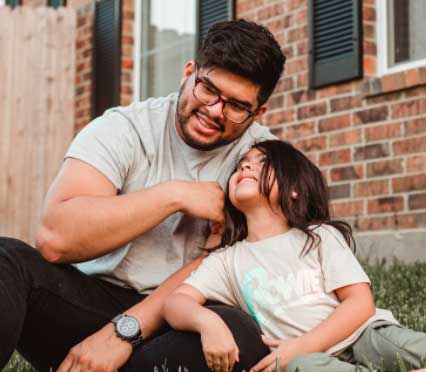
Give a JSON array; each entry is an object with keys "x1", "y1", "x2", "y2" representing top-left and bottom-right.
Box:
[
  {"x1": 5, "y1": 0, "x2": 20, "y2": 7},
  {"x1": 308, "y1": 0, "x2": 362, "y2": 89},
  {"x1": 198, "y1": 0, "x2": 234, "y2": 49},
  {"x1": 93, "y1": 0, "x2": 122, "y2": 118},
  {"x1": 48, "y1": 0, "x2": 66, "y2": 8}
]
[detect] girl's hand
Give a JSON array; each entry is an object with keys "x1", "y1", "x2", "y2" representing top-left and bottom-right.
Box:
[
  {"x1": 200, "y1": 318, "x2": 240, "y2": 372},
  {"x1": 250, "y1": 335, "x2": 305, "y2": 372}
]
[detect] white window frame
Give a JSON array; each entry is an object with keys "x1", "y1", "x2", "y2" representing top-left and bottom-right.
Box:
[
  {"x1": 376, "y1": 0, "x2": 426, "y2": 76},
  {"x1": 132, "y1": 0, "x2": 198, "y2": 102},
  {"x1": 133, "y1": 0, "x2": 142, "y2": 102}
]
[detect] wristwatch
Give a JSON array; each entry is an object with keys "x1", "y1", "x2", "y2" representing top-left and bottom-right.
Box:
[{"x1": 112, "y1": 314, "x2": 143, "y2": 347}]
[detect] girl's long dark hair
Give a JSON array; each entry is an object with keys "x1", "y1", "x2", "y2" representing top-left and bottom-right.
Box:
[{"x1": 220, "y1": 140, "x2": 355, "y2": 255}]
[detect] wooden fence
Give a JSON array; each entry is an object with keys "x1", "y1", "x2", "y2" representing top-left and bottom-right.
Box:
[{"x1": 0, "y1": 6, "x2": 76, "y2": 245}]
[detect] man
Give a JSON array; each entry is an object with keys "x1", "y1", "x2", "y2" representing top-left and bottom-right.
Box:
[{"x1": 0, "y1": 20, "x2": 285, "y2": 371}]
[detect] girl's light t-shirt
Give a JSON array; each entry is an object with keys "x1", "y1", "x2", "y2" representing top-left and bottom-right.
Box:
[{"x1": 184, "y1": 225, "x2": 398, "y2": 355}]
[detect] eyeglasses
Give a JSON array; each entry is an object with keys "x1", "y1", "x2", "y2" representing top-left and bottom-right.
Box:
[{"x1": 192, "y1": 65, "x2": 258, "y2": 124}]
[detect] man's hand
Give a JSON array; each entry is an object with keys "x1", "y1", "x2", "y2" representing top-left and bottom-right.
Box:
[
  {"x1": 200, "y1": 317, "x2": 239, "y2": 372},
  {"x1": 175, "y1": 180, "x2": 225, "y2": 225},
  {"x1": 250, "y1": 336, "x2": 305, "y2": 372},
  {"x1": 57, "y1": 323, "x2": 132, "y2": 372}
]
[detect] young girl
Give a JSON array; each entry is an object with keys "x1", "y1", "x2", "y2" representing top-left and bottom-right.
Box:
[{"x1": 163, "y1": 140, "x2": 426, "y2": 372}]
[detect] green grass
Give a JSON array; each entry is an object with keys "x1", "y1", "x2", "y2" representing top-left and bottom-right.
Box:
[{"x1": 3, "y1": 260, "x2": 426, "y2": 372}]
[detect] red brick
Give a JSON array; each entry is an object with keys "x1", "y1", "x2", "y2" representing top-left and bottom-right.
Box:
[
  {"x1": 367, "y1": 159, "x2": 403, "y2": 178},
  {"x1": 363, "y1": 24, "x2": 375, "y2": 39},
  {"x1": 366, "y1": 91, "x2": 402, "y2": 105},
  {"x1": 268, "y1": 95, "x2": 284, "y2": 110},
  {"x1": 391, "y1": 98, "x2": 426, "y2": 119},
  {"x1": 319, "y1": 149, "x2": 351, "y2": 166},
  {"x1": 354, "y1": 143, "x2": 389, "y2": 161},
  {"x1": 331, "y1": 165, "x2": 363, "y2": 182},
  {"x1": 296, "y1": 136, "x2": 327, "y2": 152},
  {"x1": 121, "y1": 59, "x2": 133, "y2": 69},
  {"x1": 318, "y1": 114, "x2": 351, "y2": 132},
  {"x1": 266, "y1": 109, "x2": 295, "y2": 125},
  {"x1": 329, "y1": 184, "x2": 350, "y2": 200},
  {"x1": 405, "y1": 118, "x2": 426, "y2": 135},
  {"x1": 357, "y1": 215, "x2": 396, "y2": 231},
  {"x1": 289, "y1": 90, "x2": 316, "y2": 105},
  {"x1": 353, "y1": 180, "x2": 389, "y2": 197},
  {"x1": 406, "y1": 68, "x2": 426, "y2": 86},
  {"x1": 331, "y1": 200, "x2": 364, "y2": 218},
  {"x1": 354, "y1": 106, "x2": 388, "y2": 124},
  {"x1": 381, "y1": 72, "x2": 407, "y2": 92},
  {"x1": 296, "y1": 41, "x2": 308, "y2": 56},
  {"x1": 330, "y1": 96, "x2": 362, "y2": 112},
  {"x1": 329, "y1": 129, "x2": 362, "y2": 148},
  {"x1": 363, "y1": 6, "x2": 376, "y2": 21},
  {"x1": 405, "y1": 85, "x2": 426, "y2": 98},
  {"x1": 286, "y1": 59, "x2": 308, "y2": 75},
  {"x1": 364, "y1": 56, "x2": 376, "y2": 75},
  {"x1": 407, "y1": 155, "x2": 426, "y2": 173},
  {"x1": 287, "y1": 26, "x2": 307, "y2": 43},
  {"x1": 363, "y1": 40, "x2": 377, "y2": 56},
  {"x1": 297, "y1": 102, "x2": 327, "y2": 119},
  {"x1": 393, "y1": 174, "x2": 426, "y2": 192},
  {"x1": 368, "y1": 197, "x2": 404, "y2": 214},
  {"x1": 283, "y1": 121, "x2": 315, "y2": 140},
  {"x1": 318, "y1": 84, "x2": 353, "y2": 98},
  {"x1": 297, "y1": 73, "x2": 308, "y2": 89},
  {"x1": 393, "y1": 136, "x2": 426, "y2": 155},
  {"x1": 409, "y1": 194, "x2": 426, "y2": 210},
  {"x1": 397, "y1": 213, "x2": 426, "y2": 228},
  {"x1": 365, "y1": 123, "x2": 402, "y2": 142},
  {"x1": 275, "y1": 77, "x2": 294, "y2": 93}
]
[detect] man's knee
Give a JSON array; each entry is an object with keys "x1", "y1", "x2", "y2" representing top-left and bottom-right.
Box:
[{"x1": 207, "y1": 304, "x2": 262, "y2": 335}]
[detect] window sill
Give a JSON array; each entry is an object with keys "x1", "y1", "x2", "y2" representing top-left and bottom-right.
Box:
[{"x1": 361, "y1": 66, "x2": 426, "y2": 98}]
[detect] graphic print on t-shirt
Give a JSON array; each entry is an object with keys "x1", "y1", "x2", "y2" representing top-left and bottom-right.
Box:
[{"x1": 240, "y1": 266, "x2": 324, "y2": 326}]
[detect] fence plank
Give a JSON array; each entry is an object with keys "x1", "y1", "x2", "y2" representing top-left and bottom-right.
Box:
[{"x1": 0, "y1": 6, "x2": 76, "y2": 244}]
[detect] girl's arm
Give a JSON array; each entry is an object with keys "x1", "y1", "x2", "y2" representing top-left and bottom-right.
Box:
[
  {"x1": 251, "y1": 282, "x2": 376, "y2": 372},
  {"x1": 298, "y1": 282, "x2": 376, "y2": 352},
  {"x1": 163, "y1": 282, "x2": 239, "y2": 372}
]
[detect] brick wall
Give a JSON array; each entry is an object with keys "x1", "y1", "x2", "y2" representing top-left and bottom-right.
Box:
[
  {"x1": 237, "y1": 0, "x2": 426, "y2": 256},
  {"x1": 69, "y1": 0, "x2": 94, "y2": 132}
]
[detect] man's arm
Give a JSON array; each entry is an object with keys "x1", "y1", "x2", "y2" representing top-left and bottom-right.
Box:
[
  {"x1": 57, "y1": 252, "x2": 209, "y2": 372},
  {"x1": 36, "y1": 158, "x2": 225, "y2": 263}
]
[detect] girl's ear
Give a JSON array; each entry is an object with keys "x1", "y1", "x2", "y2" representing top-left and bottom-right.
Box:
[{"x1": 291, "y1": 190, "x2": 298, "y2": 200}]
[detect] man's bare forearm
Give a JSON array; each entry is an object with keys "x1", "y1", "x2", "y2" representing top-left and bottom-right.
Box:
[{"x1": 36, "y1": 181, "x2": 181, "y2": 263}]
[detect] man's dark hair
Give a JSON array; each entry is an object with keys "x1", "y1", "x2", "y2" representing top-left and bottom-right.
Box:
[{"x1": 196, "y1": 19, "x2": 286, "y2": 107}]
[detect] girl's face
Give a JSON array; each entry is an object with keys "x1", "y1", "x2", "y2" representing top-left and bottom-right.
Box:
[{"x1": 228, "y1": 147, "x2": 280, "y2": 212}]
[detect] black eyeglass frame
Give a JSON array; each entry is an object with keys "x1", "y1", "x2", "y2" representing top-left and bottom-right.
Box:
[{"x1": 192, "y1": 65, "x2": 259, "y2": 124}]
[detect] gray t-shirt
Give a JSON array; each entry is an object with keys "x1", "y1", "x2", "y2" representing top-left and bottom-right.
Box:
[
  {"x1": 65, "y1": 93, "x2": 275, "y2": 293},
  {"x1": 185, "y1": 225, "x2": 398, "y2": 355}
]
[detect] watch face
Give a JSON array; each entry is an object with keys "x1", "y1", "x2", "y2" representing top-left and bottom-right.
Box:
[{"x1": 117, "y1": 316, "x2": 140, "y2": 338}]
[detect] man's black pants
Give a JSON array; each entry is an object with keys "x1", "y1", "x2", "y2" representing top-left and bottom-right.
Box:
[{"x1": 0, "y1": 237, "x2": 269, "y2": 371}]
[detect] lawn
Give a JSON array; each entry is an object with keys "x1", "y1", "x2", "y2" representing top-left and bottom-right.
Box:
[{"x1": 3, "y1": 259, "x2": 426, "y2": 372}]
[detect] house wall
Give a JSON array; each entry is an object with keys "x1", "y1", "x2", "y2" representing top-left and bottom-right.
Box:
[{"x1": 236, "y1": 0, "x2": 426, "y2": 259}]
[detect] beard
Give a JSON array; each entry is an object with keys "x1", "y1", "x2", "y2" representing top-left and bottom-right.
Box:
[{"x1": 175, "y1": 81, "x2": 232, "y2": 151}]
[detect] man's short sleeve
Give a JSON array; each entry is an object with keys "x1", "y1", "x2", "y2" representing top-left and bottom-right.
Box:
[
  {"x1": 318, "y1": 225, "x2": 370, "y2": 293},
  {"x1": 65, "y1": 110, "x2": 141, "y2": 191},
  {"x1": 184, "y1": 250, "x2": 238, "y2": 306}
]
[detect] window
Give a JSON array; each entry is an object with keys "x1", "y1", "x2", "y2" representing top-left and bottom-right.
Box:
[
  {"x1": 134, "y1": 0, "x2": 234, "y2": 101},
  {"x1": 377, "y1": 0, "x2": 426, "y2": 74},
  {"x1": 137, "y1": 0, "x2": 197, "y2": 100}
]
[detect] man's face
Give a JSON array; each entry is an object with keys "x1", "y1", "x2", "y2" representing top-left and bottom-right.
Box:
[{"x1": 175, "y1": 62, "x2": 267, "y2": 151}]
